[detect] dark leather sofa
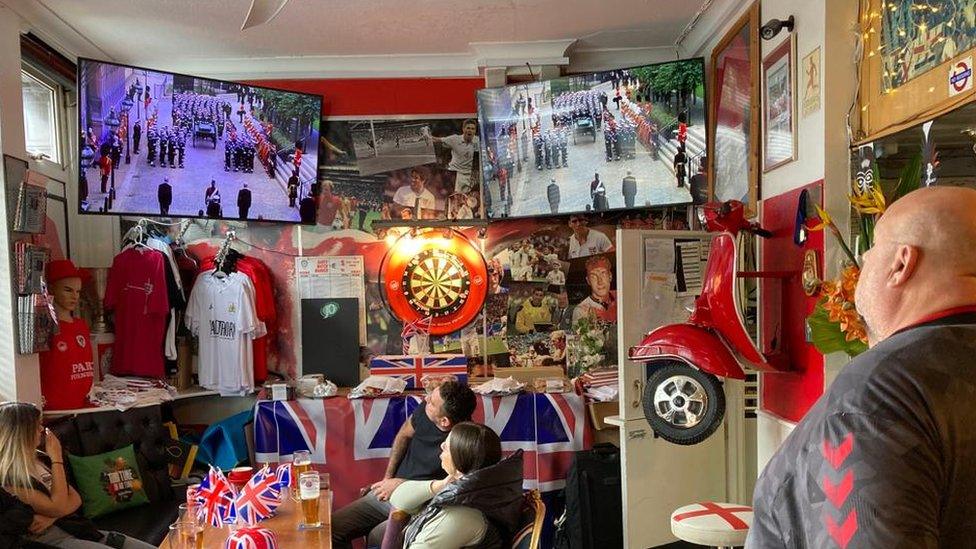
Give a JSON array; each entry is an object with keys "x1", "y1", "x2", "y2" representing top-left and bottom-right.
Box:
[{"x1": 47, "y1": 404, "x2": 181, "y2": 546}]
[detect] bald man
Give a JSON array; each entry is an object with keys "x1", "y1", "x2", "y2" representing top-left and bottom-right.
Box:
[{"x1": 748, "y1": 186, "x2": 976, "y2": 549}]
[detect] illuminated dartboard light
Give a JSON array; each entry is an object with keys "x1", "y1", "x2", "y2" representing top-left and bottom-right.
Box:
[{"x1": 382, "y1": 230, "x2": 488, "y2": 335}]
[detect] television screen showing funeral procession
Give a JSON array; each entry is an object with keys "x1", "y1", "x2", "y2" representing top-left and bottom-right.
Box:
[
  {"x1": 476, "y1": 58, "x2": 704, "y2": 219},
  {"x1": 78, "y1": 58, "x2": 322, "y2": 224}
]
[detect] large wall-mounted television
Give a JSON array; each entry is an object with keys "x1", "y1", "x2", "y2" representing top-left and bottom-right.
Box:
[
  {"x1": 477, "y1": 58, "x2": 706, "y2": 219},
  {"x1": 78, "y1": 58, "x2": 322, "y2": 224}
]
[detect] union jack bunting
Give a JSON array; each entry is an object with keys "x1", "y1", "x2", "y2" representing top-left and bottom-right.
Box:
[
  {"x1": 369, "y1": 354, "x2": 467, "y2": 389},
  {"x1": 401, "y1": 316, "x2": 432, "y2": 354},
  {"x1": 225, "y1": 526, "x2": 279, "y2": 549},
  {"x1": 195, "y1": 466, "x2": 236, "y2": 527},
  {"x1": 234, "y1": 466, "x2": 283, "y2": 525}
]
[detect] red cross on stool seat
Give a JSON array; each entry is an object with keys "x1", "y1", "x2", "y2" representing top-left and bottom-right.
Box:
[{"x1": 671, "y1": 501, "x2": 753, "y2": 548}]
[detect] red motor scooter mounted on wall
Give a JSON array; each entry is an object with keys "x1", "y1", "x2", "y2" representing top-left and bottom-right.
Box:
[{"x1": 628, "y1": 200, "x2": 793, "y2": 445}]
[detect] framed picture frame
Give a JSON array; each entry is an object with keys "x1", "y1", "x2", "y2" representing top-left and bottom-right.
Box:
[
  {"x1": 708, "y1": 2, "x2": 761, "y2": 216},
  {"x1": 858, "y1": 0, "x2": 976, "y2": 143},
  {"x1": 762, "y1": 35, "x2": 796, "y2": 172}
]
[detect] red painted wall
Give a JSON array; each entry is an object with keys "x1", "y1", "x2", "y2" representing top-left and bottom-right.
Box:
[
  {"x1": 247, "y1": 77, "x2": 484, "y2": 117},
  {"x1": 759, "y1": 181, "x2": 826, "y2": 422}
]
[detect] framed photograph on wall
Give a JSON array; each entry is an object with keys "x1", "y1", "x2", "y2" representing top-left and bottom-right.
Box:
[
  {"x1": 762, "y1": 35, "x2": 796, "y2": 172},
  {"x1": 708, "y1": 2, "x2": 760, "y2": 215},
  {"x1": 859, "y1": 0, "x2": 975, "y2": 143}
]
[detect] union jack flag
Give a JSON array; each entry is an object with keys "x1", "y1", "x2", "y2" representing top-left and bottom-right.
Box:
[
  {"x1": 254, "y1": 392, "x2": 589, "y2": 511},
  {"x1": 369, "y1": 354, "x2": 468, "y2": 389},
  {"x1": 194, "y1": 466, "x2": 236, "y2": 527},
  {"x1": 225, "y1": 526, "x2": 279, "y2": 549},
  {"x1": 234, "y1": 465, "x2": 283, "y2": 525}
]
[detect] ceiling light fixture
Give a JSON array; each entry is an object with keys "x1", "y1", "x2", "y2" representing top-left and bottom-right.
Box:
[{"x1": 241, "y1": 0, "x2": 291, "y2": 31}]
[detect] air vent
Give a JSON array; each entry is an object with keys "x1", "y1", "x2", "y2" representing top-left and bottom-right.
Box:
[{"x1": 744, "y1": 372, "x2": 758, "y2": 419}]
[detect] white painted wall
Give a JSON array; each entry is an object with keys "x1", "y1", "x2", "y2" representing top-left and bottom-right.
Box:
[
  {"x1": 821, "y1": 0, "x2": 860, "y2": 391},
  {"x1": 756, "y1": 409, "x2": 796, "y2": 470},
  {"x1": 0, "y1": 6, "x2": 36, "y2": 403},
  {"x1": 760, "y1": 0, "x2": 827, "y2": 199},
  {"x1": 680, "y1": 0, "x2": 861, "y2": 482},
  {"x1": 0, "y1": 5, "x2": 119, "y2": 405}
]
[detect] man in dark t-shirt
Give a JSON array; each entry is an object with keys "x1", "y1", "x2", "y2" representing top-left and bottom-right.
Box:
[
  {"x1": 331, "y1": 381, "x2": 476, "y2": 549},
  {"x1": 748, "y1": 187, "x2": 976, "y2": 548}
]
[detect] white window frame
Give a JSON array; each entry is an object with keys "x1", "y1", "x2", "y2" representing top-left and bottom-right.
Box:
[{"x1": 21, "y1": 62, "x2": 67, "y2": 168}]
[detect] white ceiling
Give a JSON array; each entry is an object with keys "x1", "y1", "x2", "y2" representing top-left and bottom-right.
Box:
[{"x1": 6, "y1": 0, "x2": 711, "y2": 78}]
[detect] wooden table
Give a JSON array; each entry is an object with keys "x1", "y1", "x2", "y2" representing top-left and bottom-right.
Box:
[{"x1": 160, "y1": 492, "x2": 332, "y2": 548}]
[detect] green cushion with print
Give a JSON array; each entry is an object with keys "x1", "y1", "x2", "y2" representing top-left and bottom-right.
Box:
[{"x1": 67, "y1": 444, "x2": 149, "y2": 518}]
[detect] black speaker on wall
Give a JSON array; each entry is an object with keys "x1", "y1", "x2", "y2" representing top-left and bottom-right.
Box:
[{"x1": 300, "y1": 298, "x2": 360, "y2": 387}]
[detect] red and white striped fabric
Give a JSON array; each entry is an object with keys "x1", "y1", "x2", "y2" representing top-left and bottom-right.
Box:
[{"x1": 579, "y1": 367, "x2": 619, "y2": 388}]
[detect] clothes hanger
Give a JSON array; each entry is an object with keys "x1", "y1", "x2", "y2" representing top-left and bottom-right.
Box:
[{"x1": 212, "y1": 230, "x2": 238, "y2": 279}]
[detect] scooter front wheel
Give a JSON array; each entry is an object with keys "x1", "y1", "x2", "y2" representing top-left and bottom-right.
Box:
[{"x1": 643, "y1": 361, "x2": 726, "y2": 445}]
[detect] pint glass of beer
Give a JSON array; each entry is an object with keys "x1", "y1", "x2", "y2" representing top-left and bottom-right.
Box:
[
  {"x1": 292, "y1": 450, "x2": 311, "y2": 500},
  {"x1": 177, "y1": 503, "x2": 203, "y2": 529},
  {"x1": 168, "y1": 521, "x2": 204, "y2": 549},
  {"x1": 298, "y1": 471, "x2": 322, "y2": 529}
]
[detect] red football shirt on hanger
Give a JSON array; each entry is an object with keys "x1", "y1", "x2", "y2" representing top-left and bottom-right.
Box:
[{"x1": 105, "y1": 247, "x2": 170, "y2": 378}]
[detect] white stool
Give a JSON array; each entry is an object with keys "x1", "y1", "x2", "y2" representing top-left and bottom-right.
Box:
[{"x1": 670, "y1": 502, "x2": 753, "y2": 548}]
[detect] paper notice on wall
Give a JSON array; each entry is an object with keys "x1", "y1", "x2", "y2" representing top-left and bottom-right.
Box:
[
  {"x1": 295, "y1": 256, "x2": 366, "y2": 342},
  {"x1": 643, "y1": 237, "x2": 675, "y2": 273},
  {"x1": 641, "y1": 272, "x2": 675, "y2": 309}
]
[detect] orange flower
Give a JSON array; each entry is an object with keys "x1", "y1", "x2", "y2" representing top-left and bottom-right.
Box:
[
  {"x1": 817, "y1": 264, "x2": 868, "y2": 345},
  {"x1": 808, "y1": 205, "x2": 832, "y2": 232},
  {"x1": 840, "y1": 265, "x2": 859, "y2": 294}
]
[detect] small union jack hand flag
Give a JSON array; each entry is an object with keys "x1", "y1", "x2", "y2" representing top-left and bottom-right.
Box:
[
  {"x1": 195, "y1": 466, "x2": 236, "y2": 528},
  {"x1": 235, "y1": 465, "x2": 283, "y2": 525},
  {"x1": 274, "y1": 463, "x2": 292, "y2": 494}
]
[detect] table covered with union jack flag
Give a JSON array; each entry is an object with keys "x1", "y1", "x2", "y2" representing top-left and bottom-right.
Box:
[{"x1": 254, "y1": 392, "x2": 591, "y2": 542}]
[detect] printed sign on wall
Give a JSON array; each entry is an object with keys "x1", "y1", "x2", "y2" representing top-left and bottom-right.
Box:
[{"x1": 948, "y1": 57, "x2": 973, "y2": 96}]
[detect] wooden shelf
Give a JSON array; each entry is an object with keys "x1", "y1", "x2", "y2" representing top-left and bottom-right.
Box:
[{"x1": 42, "y1": 386, "x2": 219, "y2": 417}]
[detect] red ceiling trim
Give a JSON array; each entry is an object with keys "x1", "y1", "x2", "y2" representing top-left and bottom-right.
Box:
[{"x1": 246, "y1": 77, "x2": 484, "y2": 117}]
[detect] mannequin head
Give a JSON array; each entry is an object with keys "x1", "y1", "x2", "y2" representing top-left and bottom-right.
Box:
[
  {"x1": 46, "y1": 260, "x2": 87, "y2": 321},
  {"x1": 51, "y1": 277, "x2": 82, "y2": 318}
]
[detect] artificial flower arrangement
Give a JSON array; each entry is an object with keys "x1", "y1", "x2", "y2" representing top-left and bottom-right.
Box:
[
  {"x1": 569, "y1": 313, "x2": 608, "y2": 377},
  {"x1": 805, "y1": 151, "x2": 922, "y2": 357}
]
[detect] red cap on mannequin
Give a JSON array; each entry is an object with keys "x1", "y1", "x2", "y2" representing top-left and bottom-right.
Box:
[{"x1": 46, "y1": 260, "x2": 89, "y2": 285}]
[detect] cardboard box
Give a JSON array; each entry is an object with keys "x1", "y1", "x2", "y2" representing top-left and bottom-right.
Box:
[
  {"x1": 494, "y1": 366, "x2": 565, "y2": 384},
  {"x1": 587, "y1": 400, "x2": 620, "y2": 431}
]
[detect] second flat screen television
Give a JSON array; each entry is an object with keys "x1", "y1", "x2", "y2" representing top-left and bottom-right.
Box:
[
  {"x1": 477, "y1": 58, "x2": 706, "y2": 219},
  {"x1": 78, "y1": 58, "x2": 322, "y2": 224}
]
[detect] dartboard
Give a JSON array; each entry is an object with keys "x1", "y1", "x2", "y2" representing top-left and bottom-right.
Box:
[
  {"x1": 402, "y1": 249, "x2": 470, "y2": 317},
  {"x1": 383, "y1": 230, "x2": 488, "y2": 336}
]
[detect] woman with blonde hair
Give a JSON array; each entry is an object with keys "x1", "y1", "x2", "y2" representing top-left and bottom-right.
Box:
[{"x1": 0, "y1": 402, "x2": 154, "y2": 549}]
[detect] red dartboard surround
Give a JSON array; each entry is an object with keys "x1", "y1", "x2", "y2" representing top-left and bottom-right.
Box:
[{"x1": 382, "y1": 229, "x2": 488, "y2": 336}]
